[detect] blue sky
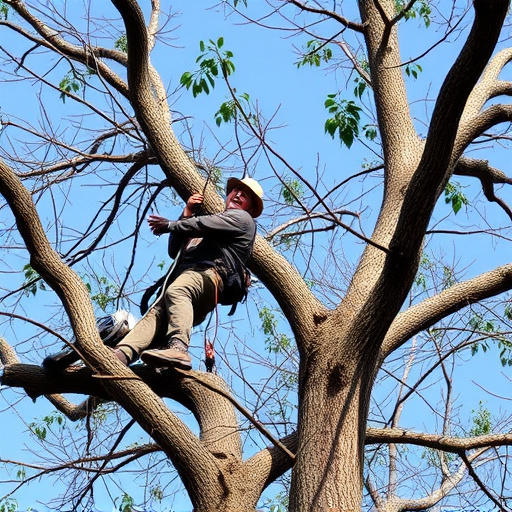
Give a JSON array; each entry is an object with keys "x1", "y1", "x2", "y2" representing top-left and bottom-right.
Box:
[{"x1": 1, "y1": 1, "x2": 512, "y2": 511}]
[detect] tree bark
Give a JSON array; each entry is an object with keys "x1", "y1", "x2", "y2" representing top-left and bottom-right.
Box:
[{"x1": 289, "y1": 0, "x2": 510, "y2": 509}]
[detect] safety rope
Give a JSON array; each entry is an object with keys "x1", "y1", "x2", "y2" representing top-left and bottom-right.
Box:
[{"x1": 204, "y1": 280, "x2": 219, "y2": 373}]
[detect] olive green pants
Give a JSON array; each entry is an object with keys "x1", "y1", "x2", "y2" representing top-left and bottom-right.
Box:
[{"x1": 117, "y1": 268, "x2": 220, "y2": 361}]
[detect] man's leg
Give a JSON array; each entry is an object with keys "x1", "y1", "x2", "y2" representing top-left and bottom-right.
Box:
[
  {"x1": 115, "y1": 305, "x2": 165, "y2": 363},
  {"x1": 141, "y1": 269, "x2": 219, "y2": 369}
]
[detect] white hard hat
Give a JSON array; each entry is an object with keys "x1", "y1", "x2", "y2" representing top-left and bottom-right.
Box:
[{"x1": 226, "y1": 177, "x2": 264, "y2": 218}]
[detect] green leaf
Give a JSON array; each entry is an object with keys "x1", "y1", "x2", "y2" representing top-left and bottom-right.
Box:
[
  {"x1": 296, "y1": 39, "x2": 333, "y2": 68},
  {"x1": 444, "y1": 181, "x2": 469, "y2": 215},
  {"x1": 181, "y1": 38, "x2": 236, "y2": 97},
  {"x1": 200, "y1": 77, "x2": 210, "y2": 94},
  {"x1": 180, "y1": 71, "x2": 193, "y2": 88},
  {"x1": 364, "y1": 125, "x2": 378, "y2": 141},
  {"x1": 114, "y1": 34, "x2": 128, "y2": 53},
  {"x1": 353, "y1": 78, "x2": 367, "y2": 98},
  {"x1": 324, "y1": 95, "x2": 362, "y2": 148}
]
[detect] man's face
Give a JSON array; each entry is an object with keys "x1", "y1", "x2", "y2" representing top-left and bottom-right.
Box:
[{"x1": 226, "y1": 187, "x2": 255, "y2": 215}]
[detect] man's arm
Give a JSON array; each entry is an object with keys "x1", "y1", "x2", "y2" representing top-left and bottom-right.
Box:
[
  {"x1": 148, "y1": 194, "x2": 205, "y2": 259},
  {"x1": 166, "y1": 209, "x2": 255, "y2": 240},
  {"x1": 147, "y1": 193, "x2": 204, "y2": 235}
]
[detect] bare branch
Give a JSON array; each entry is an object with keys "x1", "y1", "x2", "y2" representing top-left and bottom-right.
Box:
[
  {"x1": 285, "y1": 0, "x2": 366, "y2": 32},
  {"x1": 382, "y1": 263, "x2": 512, "y2": 359},
  {"x1": 1, "y1": 2, "x2": 129, "y2": 97},
  {"x1": 455, "y1": 156, "x2": 512, "y2": 220}
]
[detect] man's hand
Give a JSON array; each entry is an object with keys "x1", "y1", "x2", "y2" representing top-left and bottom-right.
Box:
[
  {"x1": 148, "y1": 194, "x2": 204, "y2": 236},
  {"x1": 148, "y1": 214, "x2": 171, "y2": 236},
  {"x1": 183, "y1": 193, "x2": 204, "y2": 217}
]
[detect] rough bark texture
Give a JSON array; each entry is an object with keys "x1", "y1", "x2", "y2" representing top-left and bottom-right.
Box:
[
  {"x1": 2, "y1": 0, "x2": 512, "y2": 510},
  {"x1": 288, "y1": 0, "x2": 511, "y2": 509}
]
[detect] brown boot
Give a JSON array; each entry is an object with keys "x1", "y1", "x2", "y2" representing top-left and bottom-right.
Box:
[
  {"x1": 140, "y1": 339, "x2": 192, "y2": 370},
  {"x1": 110, "y1": 347, "x2": 130, "y2": 366}
]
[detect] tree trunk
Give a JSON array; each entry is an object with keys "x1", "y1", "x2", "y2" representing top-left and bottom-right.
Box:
[{"x1": 290, "y1": 331, "x2": 376, "y2": 511}]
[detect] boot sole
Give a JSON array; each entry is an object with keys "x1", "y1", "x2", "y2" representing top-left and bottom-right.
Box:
[{"x1": 140, "y1": 351, "x2": 192, "y2": 370}]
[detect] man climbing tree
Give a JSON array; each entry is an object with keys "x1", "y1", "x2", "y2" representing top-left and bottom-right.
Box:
[{"x1": 114, "y1": 177, "x2": 263, "y2": 370}]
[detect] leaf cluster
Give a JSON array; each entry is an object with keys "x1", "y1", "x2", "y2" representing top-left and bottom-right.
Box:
[
  {"x1": 259, "y1": 306, "x2": 292, "y2": 354},
  {"x1": 215, "y1": 92, "x2": 251, "y2": 126},
  {"x1": 58, "y1": 66, "x2": 96, "y2": 103},
  {"x1": 444, "y1": 181, "x2": 469, "y2": 215},
  {"x1": 324, "y1": 95, "x2": 362, "y2": 148},
  {"x1": 22, "y1": 264, "x2": 46, "y2": 297},
  {"x1": 180, "y1": 38, "x2": 235, "y2": 97},
  {"x1": 394, "y1": 0, "x2": 432, "y2": 27},
  {"x1": 0, "y1": 498, "x2": 17, "y2": 512},
  {"x1": 115, "y1": 493, "x2": 134, "y2": 512},
  {"x1": 405, "y1": 63, "x2": 423, "y2": 79},
  {"x1": 28, "y1": 411, "x2": 65, "y2": 441},
  {"x1": 281, "y1": 178, "x2": 304, "y2": 206},
  {"x1": 469, "y1": 313, "x2": 512, "y2": 366},
  {"x1": 469, "y1": 402, "x2": 492, "y2": 437},
  {"x1": 296, "y1": 39, "x2": 333, "y2": 68},
  {"x1": 84, "y1": 275, "x2": 121, "y2": 312},
  {"x1": 114, "y1": 34, "x2": 128, "y2": 53},
  {"x1": 0, "y1": 0, "x2": 8, "y2": 20}
]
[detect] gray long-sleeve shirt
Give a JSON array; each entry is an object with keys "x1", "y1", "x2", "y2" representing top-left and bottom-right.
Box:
[{"x1": 167, "y1": 208, "x2": 256, "y2": 283}]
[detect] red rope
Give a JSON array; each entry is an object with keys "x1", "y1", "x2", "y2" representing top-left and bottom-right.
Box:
[{"x1": 204, "y1": 276, "x2": 219, "y2": 373}]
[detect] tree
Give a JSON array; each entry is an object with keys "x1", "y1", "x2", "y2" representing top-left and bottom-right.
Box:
[{"x1": 2, "y1": 0, "x2": 512, "y2": 511}]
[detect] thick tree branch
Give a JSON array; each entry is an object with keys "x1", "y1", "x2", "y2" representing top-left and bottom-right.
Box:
[
  {"x1": 349, "y1": 0, "x2": 511, "y2": 358},
  {"x1": 44, "y1": 394, "x2": 94, "y2": 422},
  {"x1": 110, "y1": 0, "x2": 207, "y2": 201},
  {"x1": 395, "y1": 0, "x2": 510, "y2": 244},
  {"x1": 366, "y1": 427, "x2": 512, "y2": 452},
  {"x1": 0, "y1": 360, "x2": 243, "y2": 453},
  {"x1": 242, "y1": 431, "x2": 298, "y2": 498},
  {"x1": 0, "y1": 361, "x2": 297, "y2": 503},
  {"x1": 0, "y1": 337, "x2": 19, "y2": 365},
  {"x1": 381, "y1": 263, "x2": 512, "y2": 359},
  {"x1": 178, "y1": 367, "x2": 294, "y2": 461},
  {"x1": 0, "y1": 335, "x2": 92, "y2": 421},
  {"x1": 460, "y1": 47, "x2": 512, "y2": 122},
  {"x1": 366, "y1": 427, "x2": 507, "y2": 512}
]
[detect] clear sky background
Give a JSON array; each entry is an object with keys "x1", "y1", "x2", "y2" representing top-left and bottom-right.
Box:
[{"x1": 1, "y1": 1, "x2": 512, "y2": 511}]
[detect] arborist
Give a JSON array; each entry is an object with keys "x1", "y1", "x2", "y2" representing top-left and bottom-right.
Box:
[{"x1": 111, "y1": 176, "x2": 264, "y2": 371}]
